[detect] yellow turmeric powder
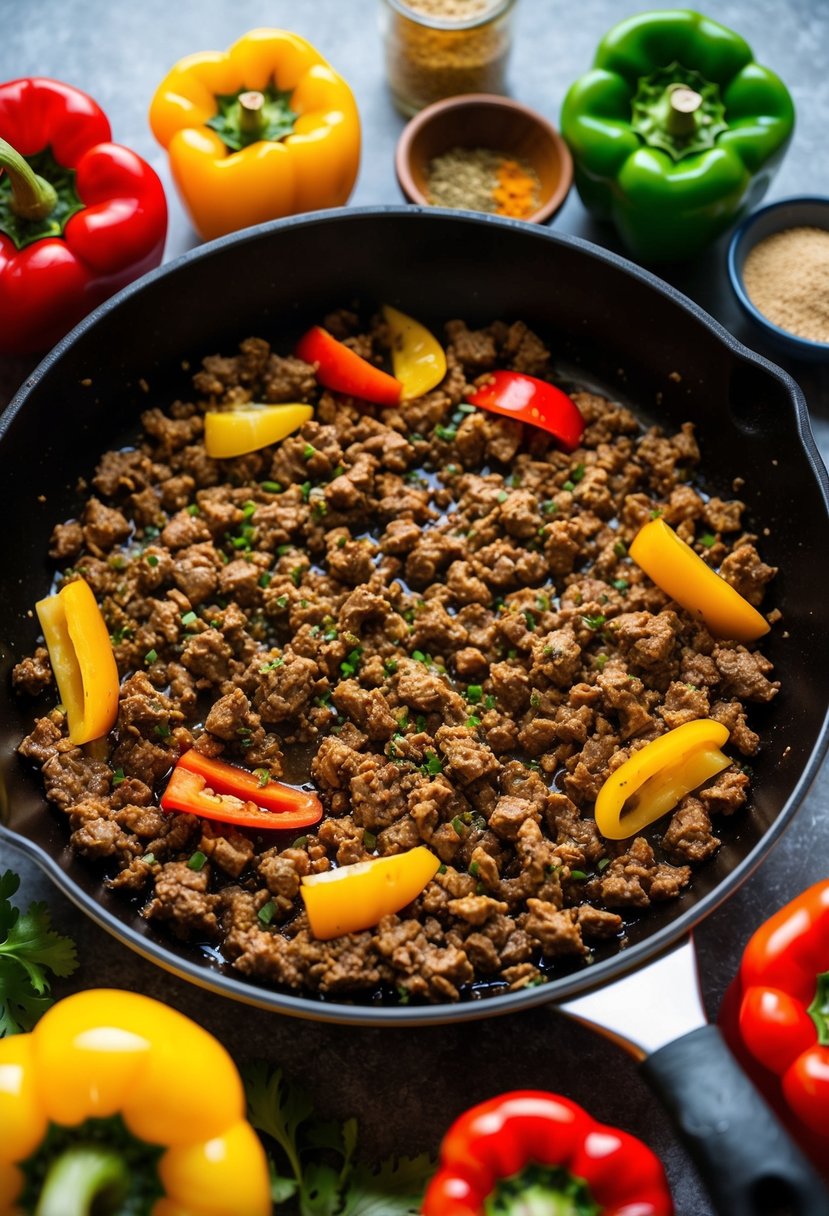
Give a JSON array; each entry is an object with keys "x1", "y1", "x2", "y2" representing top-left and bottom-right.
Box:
[{"x1": 493, "y1": 157, "x2": 541, "y2": 219}]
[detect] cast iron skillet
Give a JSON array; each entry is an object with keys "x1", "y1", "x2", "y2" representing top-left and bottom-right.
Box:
[{"x1": 1, "y1": 208, "x2": 828, "y2": 1214}]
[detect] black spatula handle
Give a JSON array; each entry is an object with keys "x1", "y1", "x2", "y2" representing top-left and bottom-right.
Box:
[{"x1": 642, "y1": 1024, "x2": 829, "y2": 1216}]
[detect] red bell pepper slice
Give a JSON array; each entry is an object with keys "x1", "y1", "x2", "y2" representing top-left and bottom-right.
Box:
[
  {"x1": 0, "y1": 77, "x2": 167, "y2": 355},
  {"x1": 161, "y1": 749, "x2": 323, "y2": 831},
  {"x1": 422, "y1": 1090, "x2": 673, "y2": 1216},
  {"x1": 718, "y1": 880, "x2": 829, "y2": 1153},
  {"x1": 466, "y1": 370, "x2": 585, "y2": 452},
  {"x1": 296, "y1": 324, "x2": 402, "y2": 406}
]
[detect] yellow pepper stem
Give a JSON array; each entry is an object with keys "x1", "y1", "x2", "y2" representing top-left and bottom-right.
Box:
[{"x1": 35, "y1": 1146, "x2": 130, "y2": 1216}]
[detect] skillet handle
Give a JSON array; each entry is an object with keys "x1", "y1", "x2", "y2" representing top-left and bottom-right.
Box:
[{"x1": 642, "y1": 1024, "x2": 829, "y2": 1216}]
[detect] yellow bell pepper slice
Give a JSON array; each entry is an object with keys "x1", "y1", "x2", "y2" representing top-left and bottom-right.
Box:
[
  {"x1": 204, "y1": 402, "x2": 313, "y2": 458},
  {"x1": 595, "y1": 718, "x2": 731, "y2": 840},
  {"x1": 301, "y1": 846, "x2": 441, "y2": 940},
  {"x1": 0, "y1": 989, "x2": 271, "y2": 1216},
  {"x1": 35, "y1": 577, "x2": 119, "y2": 746},
  {"x1": 629, "y1": 518, "x2": 770, "y2": 642},
  {"x1": 383, "y1": 305, "x2": 447, "y2": 400}
]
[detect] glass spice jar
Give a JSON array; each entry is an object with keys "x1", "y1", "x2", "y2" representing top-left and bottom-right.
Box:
[{"x1": 381, "y1": 0, "x2": 517, "y2": 117}]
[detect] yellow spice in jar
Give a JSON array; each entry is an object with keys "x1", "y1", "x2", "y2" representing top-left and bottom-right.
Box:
[{"x1": 742, "y1": 226, "x2": 829, "y2": 344}]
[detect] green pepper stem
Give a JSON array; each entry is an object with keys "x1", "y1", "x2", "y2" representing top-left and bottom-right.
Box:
[
  {"x1": 486, "y1": 1183, "x2": 588, "y2": 1216},
  {"x1": 665, "y1": 85, "x2": 703, "y2": 138},
  {"x1": 238, "y1": 91, "x2": 266, "y2": 140},
  {"x1": 809, "y1": 970, "x2": 829, "y2": 1046},
  {"x1": 34, "y1": 1146, "x2": 130, "y2": 1216},
  {"x1": 0, "y1": 135, "x2": 58, "y2": 221}
]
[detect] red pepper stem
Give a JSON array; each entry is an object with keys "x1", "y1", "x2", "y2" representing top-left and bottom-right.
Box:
[
  {"x1": 666, "y1": 85, "x2": 703, "y2": 138},
  {"x1": 0, "y1": 135, "x2": 58, "y2": 220},
  {"x1": 34, "y1": 1146, "x2": 130, "y2": 1216},
  {"x1": 238, "y1": 91, "x2": 266, "y2": 140}
]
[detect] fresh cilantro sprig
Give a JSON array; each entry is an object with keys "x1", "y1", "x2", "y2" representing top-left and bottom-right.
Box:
[
  {"x1": 0, "y1": 870, "x2": 79, "y2": 1036},
  {"x1": 243, "y1": 1063, "x2": 433, "y2": 1216}
]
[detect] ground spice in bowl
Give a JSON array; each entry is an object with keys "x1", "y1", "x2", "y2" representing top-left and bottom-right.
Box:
[
  {"x1": 742, "y1": 226, "x2": 829, "y2": 344},
  {"x1": 426, "y1": 146, "x2": 541, "y2": 218}
]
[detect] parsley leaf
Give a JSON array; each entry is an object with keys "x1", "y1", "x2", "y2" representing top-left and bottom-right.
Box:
[
  {"x1": 0, "y1": 870, "x2": 78, "y2": 1036},
  {"x1": 243, "y1": 1063, "x2": 432, "y2": 1216}
]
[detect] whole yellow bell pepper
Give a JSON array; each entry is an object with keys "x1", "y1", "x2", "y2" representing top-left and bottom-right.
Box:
[
  {"x1": 629, "y1": 517, "x2": 770, "y2": 642},
  {"x1": 149, "y1": 28, "x2": 361, "y2": 241},
  {"x1": 301, "y1": 846, "x2": 440, "y2": 940},
  {"x1": 595, "y1": 718, "x2": 731, "y2": 840},
  {"x1": 0, "y1": 989, "x2": 271, "y2": 1216},
  {"x1": 36, "y1": 577, "x2": 120, "y2": 746}
]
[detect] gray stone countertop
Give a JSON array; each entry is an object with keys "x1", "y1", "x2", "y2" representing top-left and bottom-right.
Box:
[{"x1": 2, "y1": 2, "x2": 829, "y2": 1213}]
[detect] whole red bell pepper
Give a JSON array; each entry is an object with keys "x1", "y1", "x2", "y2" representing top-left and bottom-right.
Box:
[
  {"x1": 0, "y1": 77, "x2": 167, "y2": 355},
  {"x1": 466, "y1": 370, "x2": 585, "y2": 452},
  {"x1": 719, "y1": 879, "x2": 829, "y2": 1181},
  {"x1": 422, "y1": 1090, "x2": 673, "y2": 1216}
]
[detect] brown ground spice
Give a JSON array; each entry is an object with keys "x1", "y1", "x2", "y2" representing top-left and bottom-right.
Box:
[{"x1": 742, "y1": 226, "x2": 829, "y2": 344}]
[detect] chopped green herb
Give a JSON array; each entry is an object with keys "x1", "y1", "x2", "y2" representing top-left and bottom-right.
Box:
[
  {"x1": 142, "y1": 853, "x2": 156, "y2": 865},
  {"x1": 384, "y1": 658, "x2": 398, "y2": 675},
  {"x1": 257, "y1": 901, "x2": 276, "y2": 926},
  {"x1": 612, "y1": 579, "x2": 628, "y2": 591},
  {"x1": 509, "y1": 473, "x2": 521, "y2": 487},
  {"x1": 112, "y1": 768, "x2": 125, "y2": 787},
  {"x1": 292, "y1": 836, "x2": 308, "y2": 849},
  {"x1": 144, "y1": 525, "x2": 160, "y2": 539},
  {"x1": 700, "y1": 532, "x2": 717, "y2": 548},
  {"x1": 300, "y1": 481, "x2": 312, "y2": 502},
  {"x1": 437, "y1": 863, "x2": 447, "y2": 875},
  {"x1": 570, "y1": 463, "x2": 586, "y2": 483},
  {"x1": 541, "y1": 500, "x2": 558, "y2": 515},
  {"x1": 563, "y1": 480, "x2": 575, "y2": 492},
  {"x1": 422, "y1": 751, "x2": 443, "y2": 776},
  {"x1": 466, "y1": 685, "x2": 483, "y2": 704},
  {"x1": 153, "y1": 722, "x2": 171, "y2": 739},
  {"x1": 340, "y1": 647, "x2": 363, "y2": 678},
  {"x1": 187, "y1": 851, "x2": 207, "y2": 871},
  {"x1": 277, "y1": 543, "x2": 292, "y2": 556},
  {"x1": 146, "y1": 554, "x2": 159, "y2": 568},
  {"x1": 255, "y1": 768, "x2": 271, "y2": 789},
  {"x1": 469, "y1": 861, "x2": 480, "y2": 878},
  {"x1": 451, "y1": 815, "x2": 466, "y2": 835},
  {"x1": 274, "y1": 594, "x2": 288, "y2": 609},
  {"x1": 290, "y1": 566, "x2": 303, "y2": 587},
  {"x1": 598, "y1": 858, "x2": 611, "y2": 872},
  {"x1": 530, "y1": 693, "x2": 540, "y2": 709},
  {"x1": 594, "y1": 653, "x2": 609, "y2": 672},
  {"x1": 144, "y1": 648, "x2": 158, "y2": 665},
  {"x1": 242, "y1": 500, "x2": 256, "y2": 519},
  {"x1": 331, "y1": 464, "x2": 345, "y2": 478},
  {"x1": 497, "y1": 490, "x2": 508, "y2": 504},
  {"x1": 523, "y1": 609, "x2": 536, "y2": 631},
  {"x1": 181, "y1": 611, "x2": 198, "y2": 628},
  {"x1": 324, "y1": 627, "x2": 338, "y2": 641},
  {"x1": 108, "y1": 555, "x2": 126, "y2": 570},
  {"x1": 258, "y1": 572, "x2": 272, "y2": 589},
  {"x1": 536, "y1": 593, "x2": 550, "y2": 611},
  {"x1": 260, "y1": 480, "x2": 281, "y2": 493},
  {"x1": 311, "y1": 499, "x2": 328, "y2": 519},
  {"x1": 582, "y1": 614, "x2": 606, "y2": 631},
  {"x1": 186, "y1": 503, "x2": 200, "y2": 516},
  {"x1": 484, "y1": 694, "x2": 497, "y2": 710},
  {"x1": 569, "y1": 870, "x2": 588, "y2": 881},
  {"x1": 363, "y1": 830, "x2": 377, "y2": 851},
  {"x1": 412, "y1": 649, "x2": 427, "y2": 664},
  {"x1": 649, "y1": 508, "x2": 663, "y2": 520},
  {"x1": 466, "y1": 715, "x2": 481, "y2": 728},
  {"x1": 434, "y1": 424, "x2": 457, "y2": 442},
  {"x1": 302, "y1": 444, "x2": 316, "y2": 461},
  {"x1": 260, "y1": 658, "x2": 284, "y2": 672}
]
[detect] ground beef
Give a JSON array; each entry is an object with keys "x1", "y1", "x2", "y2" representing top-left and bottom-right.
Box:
[{"x1": 13, "y1": 310, "x2": 779, "y2": 1004}]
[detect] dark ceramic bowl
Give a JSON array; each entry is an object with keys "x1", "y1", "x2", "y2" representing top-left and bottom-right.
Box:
[
  {"x1": 395, "y1": 93, "x2": 572, "y2": 223},
  {"x1": 727, "y1": 195, "x2": 829, "y2": 362}
]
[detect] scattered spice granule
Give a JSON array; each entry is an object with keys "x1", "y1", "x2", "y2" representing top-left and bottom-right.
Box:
[
  {"x1": 742, "y1": 225, "x2": 829, "y2": 344},
  {"x1": 426, "y1": 146, "x2": 541, "y2": 218}
]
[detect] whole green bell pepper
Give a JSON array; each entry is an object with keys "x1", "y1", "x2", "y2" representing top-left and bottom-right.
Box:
[{"x1": 560, "y1": 10, "x2": 795, "y2": 263}]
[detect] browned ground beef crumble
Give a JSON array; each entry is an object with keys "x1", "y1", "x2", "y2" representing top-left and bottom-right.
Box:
[{"x1": 13, "y1": 312, "x2": 780, "y2": 1003}]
